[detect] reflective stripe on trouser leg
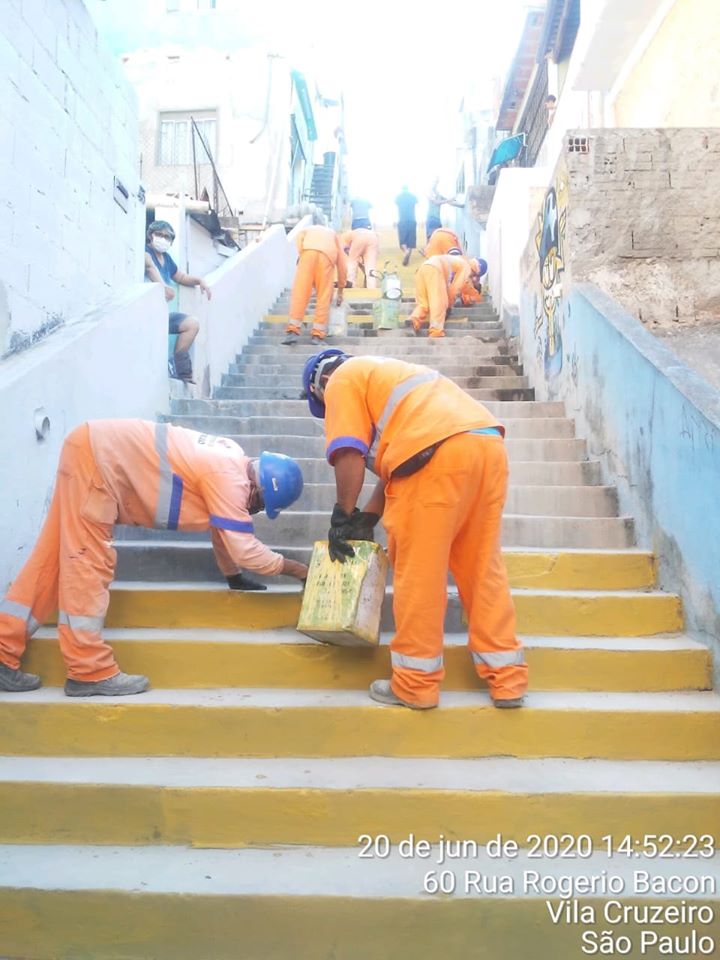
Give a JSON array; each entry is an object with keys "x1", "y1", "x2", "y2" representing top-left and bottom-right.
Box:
[
  {"x1": 0, "y1": 465, "x2": 65, "y2": 669},
  {"x1": 383, "y1": 462, "x2": 462, "y2": 708},
  {"x1": 55, "y1": 426, "x2": 119, "y2": 682},
  {"x1": 311, "y1": 252, "x2": 335, "y2": 336},
  {"x1": 448, "y1": 434, "x2": 528, "y2": 700}
]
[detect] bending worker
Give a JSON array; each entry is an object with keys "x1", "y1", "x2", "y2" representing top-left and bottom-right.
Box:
[
  {"x1": 302, "y1": 349, "x2": 528, "y2": 710},
  {"x1": 282, "y1": 224, "x2": 348, "y2": 346},
  {"x1": 342, "y1": 227, "x2": 380, "y2": 289},
  {"x1": 0, "y1": 420, "x2": 307, "y2": 696},
  {"x1": 410, "y1": 254, "x2": 484, "y2": 337}
]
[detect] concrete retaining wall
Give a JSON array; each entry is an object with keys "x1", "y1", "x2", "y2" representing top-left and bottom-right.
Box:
[
  {"x1": 0, "y1": 283, "x2": 169, "y2": 591},
  {"x1": 518, "y1": 278, "x2": 720, "y2": 657}
]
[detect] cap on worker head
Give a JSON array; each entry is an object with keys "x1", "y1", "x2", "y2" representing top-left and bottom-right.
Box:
[
  {"x1": 470, "y1": 257, "x2": 488, "y2": 277},
  {"x1": 147, "y1": 219, "x2": 176, "y2": 241},
  {"x1": 302, "y1": 348, "x2": 350, "y2": 419},
  {"x1": 257, "y1": 451, "x2": 303, "y2": 519}
]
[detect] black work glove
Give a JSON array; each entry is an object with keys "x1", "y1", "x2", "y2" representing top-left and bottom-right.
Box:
[
  {"x1": 328, "y1": 504, "x2": 381, "y2": 564},
  {"x1": 226, "y1": 573, "x2": 267, "y2": 591}
]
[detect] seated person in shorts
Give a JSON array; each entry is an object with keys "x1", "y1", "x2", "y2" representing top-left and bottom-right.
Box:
[{"x1": 145, "y1": 220, "x2": 212, "y2": 384}]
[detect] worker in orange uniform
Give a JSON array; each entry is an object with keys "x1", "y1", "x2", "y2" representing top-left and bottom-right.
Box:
[
  {"x1": 282, "y1": 224, "x2": 348, "y2": 346},
  {"x1": 422, "y1": 227, "x2": 462, "y2": 259},
  {"x1": 0, "y1": 420, "x2": 307, "y2": 696},
  {"x1": 410, "y1": 254, "x2": 484, "y2": 337},
  {"x1": 342, "y1": 226, "x2": 380, "y2": 289},
  {"x1": 302, "y1": 349, "x2": 528, "y2": 710}
]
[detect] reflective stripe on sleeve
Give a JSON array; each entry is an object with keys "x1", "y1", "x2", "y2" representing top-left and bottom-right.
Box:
[
  {"x1": 391, "y1": 651, "x2": 444, "y2": 673},
  {"x1": 367, "y1": 370, "x2": 440, "y2": 472},
  {"x1": 58, "y1": 611, "x2": 105, "y2": 633},
  {"x1": 472, "y1": 650, "x2": 526, "y2": 668},
  {"x1": 154, "y1": 423, "x2": 184, "y2": 530},
  {"x1": 209, "y1": 515, "x2": 254, "y2": 533}
]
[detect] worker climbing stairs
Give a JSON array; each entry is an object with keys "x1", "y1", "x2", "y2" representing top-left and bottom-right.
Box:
[{"x1": 0, "y1": 231, "x2": 718, "y2": 958}]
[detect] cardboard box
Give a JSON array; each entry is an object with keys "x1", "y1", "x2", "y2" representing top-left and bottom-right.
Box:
[{"x1": 297, "y1": 540, "x2": 389, "y2": 647}]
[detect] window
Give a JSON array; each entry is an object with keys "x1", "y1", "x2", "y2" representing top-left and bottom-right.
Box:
[{"x1": 158, "y1": 111, "x2": 217, "y2": 166}]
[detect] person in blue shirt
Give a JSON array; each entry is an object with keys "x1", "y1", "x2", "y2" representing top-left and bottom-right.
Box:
[
  {"x1": 144, "y1": 220, "x2": 212, "y2": 383},
  {"x1": 394, "y1": 186, "x2": 418, "y2": 266}
]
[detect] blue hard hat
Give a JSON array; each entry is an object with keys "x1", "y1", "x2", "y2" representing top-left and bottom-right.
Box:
[
  {"x1": 302, "y1": 348, "x2": 349, "y2": 419},
  {"x1": 257, "y1": 451, "x2": 304, "y2": 519}
]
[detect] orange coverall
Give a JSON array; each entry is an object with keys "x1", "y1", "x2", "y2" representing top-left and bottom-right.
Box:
[
  {"x1": 423, "y1": 228, "x2": 462, "y2": 258},
  {"x1": 0, "y1": 420, "x2": 284, "y2": 682},
  {"x1": 410, "y1": 254, "x2": 472, "y2": 337},
  {"x1": 324, "y1": 357, "x2": 527, "y2": 708},
  {"x1": 286, "y1": 226, "x2": 348, "y2": 340},
  {"x1": 343, "y1": 227, "x2": 379, "y2": 288}
]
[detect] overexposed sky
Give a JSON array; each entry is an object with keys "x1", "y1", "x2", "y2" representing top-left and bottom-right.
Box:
[{"x1": 88, "y1": 0, "x2": 533, "y2": 218}]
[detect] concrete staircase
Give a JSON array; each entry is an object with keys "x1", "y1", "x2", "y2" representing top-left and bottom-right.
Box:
[{"x1": 1, "y1": 244, "x2": 719, "y2": 958}]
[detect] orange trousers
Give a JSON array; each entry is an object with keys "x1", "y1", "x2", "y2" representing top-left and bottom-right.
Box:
[
  {"x1": 286, "y1": 250, "x2": 335, "y2": 339},
  {"x1": 348, "y1": 232, "x2": 379, "y2": 288},
  {"x1": 382, "y1": 432, "x2": 527, "y2": 707},
  {"x1": 0, "y1": 425, "x2": 120, "y2": 681},
  {"x1": 410, "y1": 263, "x2": 448, "y2": 337}
]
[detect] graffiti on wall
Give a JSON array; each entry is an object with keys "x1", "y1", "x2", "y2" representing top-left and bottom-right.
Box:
[{"x1": 533, "y1": 171, "x2": 568, "y2": 378}]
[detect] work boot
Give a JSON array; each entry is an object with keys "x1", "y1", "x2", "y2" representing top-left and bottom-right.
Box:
[
  {"x1": 311, "y1": 335, "x2": 325, "y2": 345},
  {"x1": 226, "y1": 573, "x2": 267, "y2": 591},
  {"x1": 64, "y1": 671, "x2": 150, "y2": 697},
  {"x1": 282, "y1": 332, "x2": 300, "y2": 346},
  {"x1": 493, "y1": 696, "x2": 525, "y2": 709},
  {"x1": 368, "y1": 679, "x2": 437, "y2": 710},
  {"x1": 402, "y1": 251, "x2": 411, "y2": 267},
  {"x1": 0, "y1": 662, "x2": 42, "y2": 692}
]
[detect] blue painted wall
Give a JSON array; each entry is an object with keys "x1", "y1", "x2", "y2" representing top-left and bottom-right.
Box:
[{"x1": 519, "y1": 279, "x2": 720, "y2": 655}]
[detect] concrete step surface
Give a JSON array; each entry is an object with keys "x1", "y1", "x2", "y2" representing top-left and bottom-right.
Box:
[
  {"x1": 213, "y1": 385, "x2": 536, "y2": 401},
  {"x1": 1, "y1": 846, "x2": 717, "y2": 960},
  {"x1": 95, "y1": 581, "x2": 680, "y2": 635},
  {"x1": 170, "y1": 398, "x2": 565, "y2": 419},
  {"x1": 1, "y1": 756, "x2": 717, "y2": 846},
  {"x1": 27, "y1": 628, "x2": 712, "y2": 692},
  {"x1": 0, "y1": 689, "x2": 716, "y2": 759},
  {"x1": 162, "y1": 415, "x2": 573, "y2": 440}
]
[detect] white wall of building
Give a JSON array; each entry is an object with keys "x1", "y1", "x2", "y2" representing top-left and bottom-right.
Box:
[
  {"x1": 124, "y1": 48, "x2": 294, "y2": 224},
  {"x1": 0, "y1": 0, "x2": 143, "y2": 354},
  {"x1": 0, "y1": 283, "x2": 169, "y2": 591},
  {"x1": 485, "y1": 167, "x2": 550, "y2": 334}
]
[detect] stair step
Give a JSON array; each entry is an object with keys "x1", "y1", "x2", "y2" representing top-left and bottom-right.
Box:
[
  {"x1": 76, "y1": 582, "x2": 681, "y2": 634},
  {"x1": 27, "y1": 629, "x2": 710, "y2": 692},
  {"x1": 113, "y1": 544, "x2": 653, "y2": 586},
  {"x1": 0, "y1": 689, "x2": 715, "y2": 758},
  {"x1": 1, "y1": 757, "x2": 717, "y2": 845},
  {"x1": 2, "y1": 845, "x2": 717, "y2": 960},
  {"x1": 171, "y1": 398, "x2": 565, "y2": 419},
  {"x1": 214, "y1": 385, "x2": 537, "y2": 401},
  {"x1": 163, "y1": 415, "x2": 573, "y2": 440}
]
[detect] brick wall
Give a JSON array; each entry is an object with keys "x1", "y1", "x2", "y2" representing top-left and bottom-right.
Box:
[
  {"x1": 563, "y1": 129, "x2": 720, "y2": 325},
  {"x1": 0, "y1": 0, "x2": 142, "y2": 354}
]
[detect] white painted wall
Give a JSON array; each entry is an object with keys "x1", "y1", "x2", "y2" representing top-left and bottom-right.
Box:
[
  {"x1": 177, "y1": 219, "x2": 310, "y2": 397},
  {"x1": 485, "y1": 167, "x2": 550, "y2": 334},
  {"x1": 0, "y1": 283, "x2": 169, "y2": 591},
  {"x1": 0, "y1": 0, "x2": 143, "y2": 354},
  {"x1": 124, "y1": 48, "x2": 293, "y2": 224}
]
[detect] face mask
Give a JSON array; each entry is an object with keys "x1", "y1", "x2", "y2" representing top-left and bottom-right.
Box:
[{"x1": 151, "y1": 236, "x2": 172, "y2": 253}]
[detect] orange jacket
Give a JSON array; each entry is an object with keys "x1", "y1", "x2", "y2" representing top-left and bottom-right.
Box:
[
  {"x1": 424, "y1": 228, "x2": 462, "y2": 258},
  {"x1": 88, "y1": 420, "x2": 284, "y2": 575},
  {"x1": 296, "y1": 226, "x2": 348, "y2": 289},
  {"x1": 424, "y1": 254, "x2": 473, "y2": 304},
  {"x1": 323, "y1": 357, "x2": 503, "y2": 481}
]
